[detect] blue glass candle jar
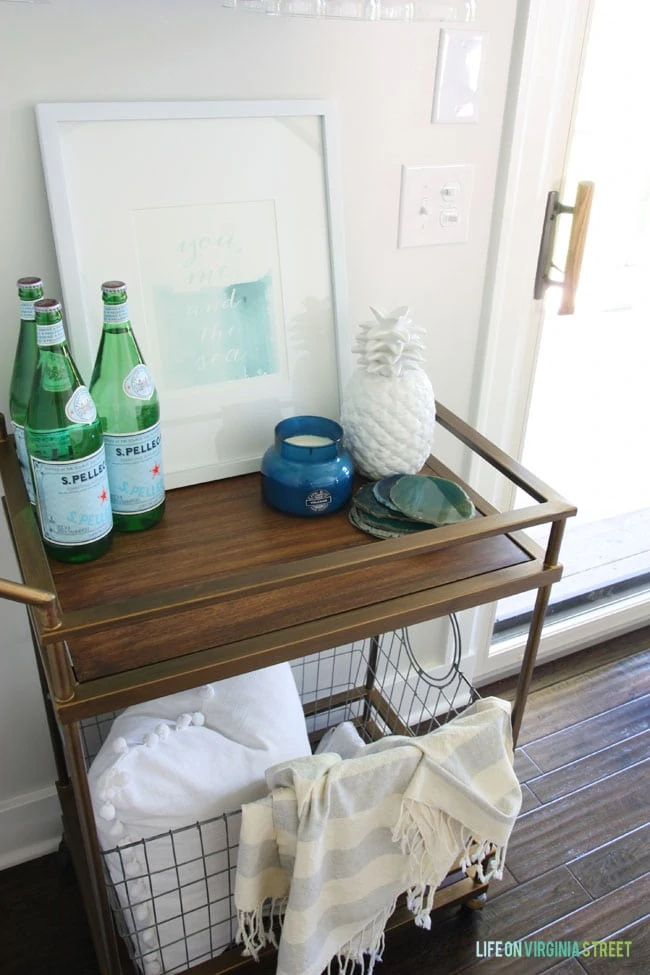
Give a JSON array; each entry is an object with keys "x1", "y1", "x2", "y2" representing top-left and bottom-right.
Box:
[{"x1": 261, "y1": 415, "x2": 354, "y2": 516}]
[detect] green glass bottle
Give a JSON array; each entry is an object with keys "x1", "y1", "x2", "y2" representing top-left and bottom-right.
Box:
[
  {"x1": 25, "y1": 299, "x2": 113, "y2": 563},
  {"x1": 89, "y1": 281, "x2": 165, "y2": 532},
  {"x1": 9, "y1": 277, "x2": 44, "y2": 504}
]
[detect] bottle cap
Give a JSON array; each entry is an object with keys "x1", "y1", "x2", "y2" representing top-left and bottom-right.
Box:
[
  {"x1": 17, "y1": 276, "x2": 43, "y2": 288},
  {"x1": 102, "y1": 280, "x2": 127, "y2": 292},
  {"x1": 34, "y1": 298, "x2": 61, "y2": 311}
]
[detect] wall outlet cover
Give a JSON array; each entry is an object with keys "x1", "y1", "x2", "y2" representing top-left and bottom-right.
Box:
[{"x1": 433, "y1": 28, "x2": 487, "y2": 124}]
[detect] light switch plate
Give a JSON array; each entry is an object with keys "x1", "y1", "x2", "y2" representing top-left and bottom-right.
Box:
[
  {"x1": 433, "y1": 28, "x2": 487, "y2": 124},
  {"x1": 398, "y1": 164, "x2": 474, "y2": 248}
]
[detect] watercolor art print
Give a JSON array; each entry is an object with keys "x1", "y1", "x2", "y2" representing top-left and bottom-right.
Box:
[{"x1": 135, "y1": 201, "x2": 283, "y2": 390}]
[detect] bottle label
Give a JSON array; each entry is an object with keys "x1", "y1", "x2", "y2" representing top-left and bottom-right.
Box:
[
  {"x1": 65, "y1": 386, "x2": 98, "y2": 425},
  {"x1": 31, "y1": 446, "x2": 113, "y2": 546},
  {"x1": 123, "y1": 364, "x2": 155, "y2": 401},
  {"x1": 103, "y1": 302, "x2": 130, "y2": 325},
  {"x1": 37, "y1": 321, "x2": 66, "y2": 346},
  {"x1": 41, "y1": 352, "x2": 73, "y2": 393},
  {"x1": 103, "y1": 422, "x2": 165, "y2": 515},
  {"x1": 11, "y1": 422, "x2": 36, "y2": 504},
  {"x1": 21, "y1": 300, "x2": 36, "y2": 321}
]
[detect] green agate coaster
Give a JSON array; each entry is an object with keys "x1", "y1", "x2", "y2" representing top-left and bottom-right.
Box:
[
  {"x1": 348, "y1": 504, "x2": 395, "y2": 539},
  {"x1": 348, "y1": 502, "x2": 427, "y2": 539},
  {"x1": 348, "y1": 475, "x2": 474, "y2": 538},
  {"x1": 372, "y1": 475, "x2": 405, "y2": 512},
  {"x1": 353, "y1": 484, "x2": 420, "y2": 524},
  {"x1": 388, "y1": 475, "x2": 475, "y2": 526}
]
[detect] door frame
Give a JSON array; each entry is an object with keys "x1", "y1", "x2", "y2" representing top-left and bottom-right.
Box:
[
  {"x1": 473, "y1": 0, "x2": 592, "y2": 459},
  {"x1": 469, "y1": 0, "x2": 650, "y2": 681}
]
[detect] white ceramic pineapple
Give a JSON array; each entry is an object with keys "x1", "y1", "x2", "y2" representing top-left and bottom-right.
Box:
[{"x1": 340, "y1": 306, "x2": 436, "y2": 480}]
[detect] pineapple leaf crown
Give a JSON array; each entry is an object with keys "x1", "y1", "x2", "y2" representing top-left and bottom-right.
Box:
[{"x1": 352, "y1": 306, "x2": 426, "y2": 378}]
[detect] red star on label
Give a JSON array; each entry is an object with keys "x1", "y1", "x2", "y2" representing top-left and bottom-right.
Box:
[
  {"x1": 150, "y1": 463, "x2": 160, "y2": 478},
  {"x1": 99, "y1": 488, "x2": 108, "y2": 503}
]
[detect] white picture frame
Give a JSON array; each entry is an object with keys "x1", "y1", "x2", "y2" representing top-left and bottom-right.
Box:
[{"x1": 35, "y1": 100, "x2": 349, "y2": 489}]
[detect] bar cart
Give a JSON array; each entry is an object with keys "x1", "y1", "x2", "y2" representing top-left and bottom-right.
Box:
[{"x1": 0, "y1": 403, "x2": 575, "y2": 975}]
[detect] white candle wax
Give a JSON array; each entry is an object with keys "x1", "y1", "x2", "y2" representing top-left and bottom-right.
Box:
[{"x1": 284, "y1": 434, "x2": 334, "y2": 447}]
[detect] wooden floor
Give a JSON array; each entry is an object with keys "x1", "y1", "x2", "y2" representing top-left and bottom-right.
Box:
[{"x1": 1, "y1": 626, "x2": 648, "y2": 975}]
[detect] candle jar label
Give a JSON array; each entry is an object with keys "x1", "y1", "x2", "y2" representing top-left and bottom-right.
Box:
[{"x1": 305, "y1": 488, "x2": 333, "y2": 514}]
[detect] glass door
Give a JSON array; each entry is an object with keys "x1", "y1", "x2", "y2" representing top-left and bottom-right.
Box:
[{"x1": 495, "y1": 0, "x2": 650, "y2": 639}]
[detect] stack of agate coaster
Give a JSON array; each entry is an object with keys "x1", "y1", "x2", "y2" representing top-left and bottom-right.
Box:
[{"x1": 348, "y1": 473, "x2": 475, "y2": 539}]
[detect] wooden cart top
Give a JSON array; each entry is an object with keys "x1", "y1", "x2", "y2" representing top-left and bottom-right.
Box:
[{"x1": 0, "y1": 404, "x2": 576, "y2": 720}]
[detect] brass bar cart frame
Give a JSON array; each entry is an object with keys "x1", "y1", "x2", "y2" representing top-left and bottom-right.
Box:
[{"x1": 0, "y1": 403, "x2": 576, "y2": 975}]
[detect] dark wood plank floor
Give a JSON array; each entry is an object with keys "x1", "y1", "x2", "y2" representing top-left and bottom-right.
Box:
[{"x1": 1, "y1": 626, "x2": 648, "y2": 975}]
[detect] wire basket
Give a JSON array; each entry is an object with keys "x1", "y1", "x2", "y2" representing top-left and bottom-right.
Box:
[{"x1": 81, "y1": 624, "x2": 477, "y2": 975}]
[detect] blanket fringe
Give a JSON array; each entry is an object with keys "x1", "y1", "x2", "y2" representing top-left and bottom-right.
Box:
[
  {"x1": 459, "y1": 831, "x2": 507, "y2": 883},
  {"x1": 237, "y1": 891, "x2": 395, "y2": 973},
  {"x1": 393, "y1": 801, "x2": 460, "y2": 925},
  {"x1": 326, "y1": 900, "x2": 396, "y2": 975},
  {"x1": 394, "y1": 803, "x2": 507, "y2": 930},
  {"x1": 236, "y1": 897, "x2": 287, "y2": 961}
]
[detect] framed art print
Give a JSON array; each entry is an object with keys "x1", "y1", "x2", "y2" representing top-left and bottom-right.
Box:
[{"x1": 36, "y1": 100, "x2": 349, "y2": 488}]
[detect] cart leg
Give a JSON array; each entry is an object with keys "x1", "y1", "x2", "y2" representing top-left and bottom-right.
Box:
[
  {"x1": 464, "y1": 891, "x2": 488, "y2": 911},
  {"x1": 61, "y1": 721, "x2": 124, "y2": 975},
  {"x1": 56, "y1": 836, "x2": 73, "y2": 874},
  {"x1": 511, "y1": 583, "x2": 551, "y2": 745},
  {"x1": 511, "y1": 519, "x2": 566, "y2": 745}
]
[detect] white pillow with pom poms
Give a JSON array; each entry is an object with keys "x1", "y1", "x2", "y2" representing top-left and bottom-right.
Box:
[{"x1": 88, "y1": 663, "x2": 311, "y2": 975}]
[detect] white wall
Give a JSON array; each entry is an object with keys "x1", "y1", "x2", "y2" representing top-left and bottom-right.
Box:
[{"x1": 0, "y1": 0, "x2": 518, "y2": 865}]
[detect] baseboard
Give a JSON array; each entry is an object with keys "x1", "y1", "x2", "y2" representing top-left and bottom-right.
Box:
[{"x1": 0, "y1": 786, "x2": 61, "y2": 871}]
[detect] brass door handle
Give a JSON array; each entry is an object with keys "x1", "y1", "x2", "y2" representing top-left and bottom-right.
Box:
[
  {"x1": 0, "y1": 576, "x2": 60, "y2": 629},
  {"x1": 533, "y1": 180, "x2": 595, "y2": 315},
  {"x1": 558, "y1": 180, "x2": 595, "y2": 315}
]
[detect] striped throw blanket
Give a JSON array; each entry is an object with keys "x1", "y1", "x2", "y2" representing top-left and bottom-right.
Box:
[{"x1": 235, "y1": 696, "x2": 521, "y2": 975}]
